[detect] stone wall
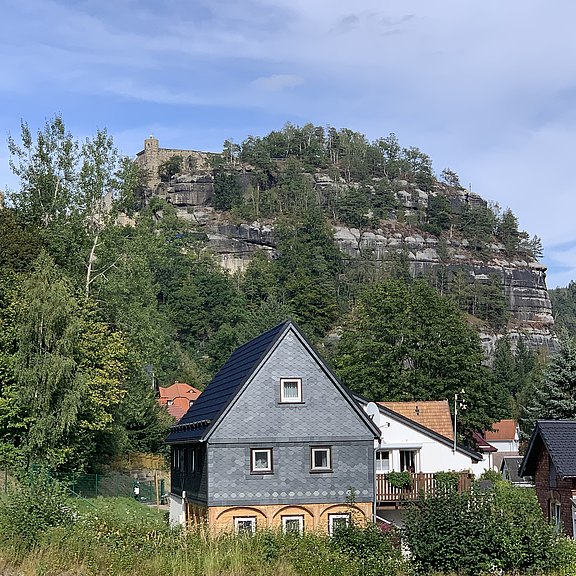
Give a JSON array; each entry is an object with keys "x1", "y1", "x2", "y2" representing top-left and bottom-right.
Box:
[{"x1": 135, "y1": 136, "x2": 213, "y2": 189}]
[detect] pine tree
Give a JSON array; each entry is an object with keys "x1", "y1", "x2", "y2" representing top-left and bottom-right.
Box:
[{"x1": 521, "y1": 336, "x2": 576, "y2": 435}]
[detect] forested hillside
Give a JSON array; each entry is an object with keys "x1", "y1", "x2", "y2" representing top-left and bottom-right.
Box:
[{"x1": 0, "y1": 117, "x2": 559, "y2": 473}]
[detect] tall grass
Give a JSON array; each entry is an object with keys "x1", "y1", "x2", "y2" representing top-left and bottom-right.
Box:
[
  {"x1": 0, "y1": 496, "x2": 406, "y2": 576},
  {"x1": 1, "y1": 494, "x2": 574, "y2": 576}
]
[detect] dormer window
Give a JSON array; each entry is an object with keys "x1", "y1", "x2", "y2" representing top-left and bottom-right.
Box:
[{"x1": 280, "y1": 378, "x2": 302, "y2": 403}]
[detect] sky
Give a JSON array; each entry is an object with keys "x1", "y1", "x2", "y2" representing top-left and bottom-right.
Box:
[{"x1": 1, "y1": 0, "x2": 575, "y2": 287}]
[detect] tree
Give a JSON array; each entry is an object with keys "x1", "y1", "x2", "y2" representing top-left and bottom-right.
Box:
[
  {"x1": 522, "y1": 335, "x2": 576, "y2": 434},
  {"x1": 14, "y1": 252, "x2": 84, "y2": 468},
  {"x1": 158, "y1": 155, "x2": 182, "y2": 181},
  {"x1": 335, "y1": 279, "x2": 503, "y2": 432},
  {"x1": 12, "y1": 251, "x2": 133, "y2": 471},
  {"x1": 213, "y1": 171, "x2": 242, "y2": 211},
  {"x1": 497, "y1": 208, "x2": 521, "y2": 254},
  {"x1": 274, "y1": 210, "x2": 342, "y2": 338},
  {"x1": 7, "y1": 116, "x2": 79, "y2": 228}
]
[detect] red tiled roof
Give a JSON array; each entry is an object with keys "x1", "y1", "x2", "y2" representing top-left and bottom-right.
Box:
[
  {"x1": 379, "y1": 400, "x2": 454, "y2": 440},
  {"x1": 158, "y1": 382, "x2": 202, "y2": 421},
  {"x1": 485, "y1": 419, "x2": 518, "y2": 441}
]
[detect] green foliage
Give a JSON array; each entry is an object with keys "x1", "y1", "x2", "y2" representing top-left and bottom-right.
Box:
[
  {"x1": 433, "y1": 471, "x2": 460, "y2": 494},
  {"x1": 521, "y1": 335, "x2": 576, "y2": 435},
  {"x1": 330, "y1": 523, "x2": 405, "y2": 576},
  {"x1": 335, "y1": 279, "x2": 505, "y2": 432},
  {"x1": 550, "y1": 281, "x2": 576, "y2": 338},
  {"x1": 0, "y1": 469, "x2": 72, "y2": 550},
  {"x1": 213, "y1": 171, "x2": 242, "y2": 211},
  {"x1": 404, "y1": 481, "x2": 569, "y2": 575},
  {"x1": 158, "y1": 155, "x2": 182, "y2": 181},
  {"x1": 386, "y1": 471, "x2": 412, "y2": 489}
]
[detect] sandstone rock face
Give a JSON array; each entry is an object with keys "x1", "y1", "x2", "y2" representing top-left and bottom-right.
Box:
[
  {"x1": 166, "y1": 174, "x2": 214, "y2": 206},
  {"x1": 332, "y1": 225, "x2": 555, "y2": 353},
  {"x1": 188, "y1": 216, "x2": 555, "y2": 352}
]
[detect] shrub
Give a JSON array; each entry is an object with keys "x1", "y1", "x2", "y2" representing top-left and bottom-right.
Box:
[
  {"x1": 330, "y1": 522, "x2": 405, "y2": 576},
  {"x1": 386, "y1": 470, "x2": 412, "y2": 489},
  {"x1": 0, "y1": 469, "x2": 73, "y2": 550},
  {"x1": 433, "y1": 471, "x2": 460, "y2": 495},
  {"x1": 404, "y1": 480, "x2": 573, "y2": 575}
]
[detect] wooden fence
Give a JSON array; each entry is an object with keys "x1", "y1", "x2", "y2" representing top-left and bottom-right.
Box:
[{"x1": 376, "y1": 471, "x2": 472, "y2": 503}]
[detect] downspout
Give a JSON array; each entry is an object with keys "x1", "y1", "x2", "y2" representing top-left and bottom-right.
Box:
[{"x1": 373, "y1": 437, "x2": 381, "y2": 522}]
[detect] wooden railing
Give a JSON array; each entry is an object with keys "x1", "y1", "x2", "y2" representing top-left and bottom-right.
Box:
[{"x1": 376, "y1": 472, "x2": 472, "y2": 503}]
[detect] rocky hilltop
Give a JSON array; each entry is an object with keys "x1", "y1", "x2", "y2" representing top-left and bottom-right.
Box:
[{"x1": 135, "y1": 137, "x2": 555, "y2": 355}]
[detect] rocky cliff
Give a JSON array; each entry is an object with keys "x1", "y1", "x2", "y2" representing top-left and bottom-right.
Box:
[{"x1": 148, "y1": 169, "x2": 555, "y2": 354}]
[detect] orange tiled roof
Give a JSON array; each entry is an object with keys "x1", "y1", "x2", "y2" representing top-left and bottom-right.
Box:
[
  {"x1": 158, "y1": 382, "x2": 202, "y2": 421},
  {"x1": 379, "y1": 400, "x2": 454, "y2": 440},
  {"x1": 485, "y1": 419, "x2": 518, "y2": 441}
]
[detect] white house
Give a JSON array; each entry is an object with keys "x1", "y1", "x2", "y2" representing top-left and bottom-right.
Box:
[{"x1": 356, "y1": 397, "x2": 488, "y2": 526}]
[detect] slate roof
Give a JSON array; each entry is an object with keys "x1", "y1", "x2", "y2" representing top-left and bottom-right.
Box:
[
  {"x1": 520, "y1": 420, "x2": 576, "y2": 479},
  {"x1": 166, "y1": 321, "x2": 289, "y2": 443},
  {"x1": 166, "y1": 320, "x2": 380, "y2": 444},
  {"x1": 500, "y1": 456, "x2": 528, "y2": 484},
  {"x1": 379, "y1": 400, "x2": 454, "y2": 440}
]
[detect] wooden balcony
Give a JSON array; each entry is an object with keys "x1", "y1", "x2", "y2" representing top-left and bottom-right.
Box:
[{"x1": 376, "y1": 471, "x2": 473, "y2": 505}]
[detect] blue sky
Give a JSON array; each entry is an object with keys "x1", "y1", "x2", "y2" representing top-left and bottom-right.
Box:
[{"x1": 1, "y1": 0, "x2": 575, "y2": 287}]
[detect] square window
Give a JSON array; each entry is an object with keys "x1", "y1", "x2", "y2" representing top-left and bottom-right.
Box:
[
  {"x1": 251, "y1": 448, "x2": 273, "y2": 473},
  {"x1": 234, "y1": 516, "x2": 256, "y2": 535},
  {"x1": 282, "y1": 515, "x2": 304, "y2": 534},
  {"x1": 328, "y1": 513, "x2": 350, "y2": 535},
  {"x1": 311, "y1": 447, "x2": 331, "y2": 471},
  {"x1": 280, "y1": 378, "x2": 302, "y2": 403},
  {"x1": 376, "y1": 450, "x2": 390, "y2": 474}
]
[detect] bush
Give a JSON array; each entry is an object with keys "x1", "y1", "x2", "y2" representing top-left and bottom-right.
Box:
[
  {"x1": 386, "y1": 471, "x2": 412, "y2": 489},
  {"x1": 330, "y1": 522, "x2": 405, "y2": 576},
  {"x1": 0, "y1": 469, "x2": 73, "y2": 549},
  {"x1": 404, "y1": 480, "x2": 572, "y2": 575}
]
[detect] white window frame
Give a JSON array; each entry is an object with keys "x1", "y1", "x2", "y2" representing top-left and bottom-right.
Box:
[
  {"x1": 281, "y1": 515, "x2": 304, "y2": 534},
  {"x1": 311, "y1": 446, "x2": 332, "y2": 471},
  {"x1": 552, "y1": 501, "x2": 562, "y2": 533},
  {"x1": 375, "y1": 450, "x2": 390, "y2": 474},
  {"x1": 251, "y1": 448, "x2": 273, "y2": 473},
  {"x1": 234, "y1": 516, "x2": 256, "y2": 535},
  {"x1": 328, "y1": 513, "x2": 350, "y2": 535},
  {"x1": 280, "y1": 378, "x2": 302, "y2": 403}
]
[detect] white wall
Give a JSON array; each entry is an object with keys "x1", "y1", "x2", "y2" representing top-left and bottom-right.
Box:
[
  {"x1": 365, "y1": 402, "x2": 491, "y2": 475},
  {"x1": 169, "y1": 493, "x2": 186, "y2": 526}
]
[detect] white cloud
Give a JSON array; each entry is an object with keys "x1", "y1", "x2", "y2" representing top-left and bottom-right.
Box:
[{"x1": 251, "y1": 74, "x2": 304, "y2": 92}]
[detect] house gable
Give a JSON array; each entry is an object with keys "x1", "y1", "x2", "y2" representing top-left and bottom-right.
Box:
[
  {"x1": 521, "y1": 420, "x2": 576, "y2": 479},
  {"x1": 209, "y1": 325, "x2": 378, "y2": 443},
  {"x1": 166, "y1": 322, "x2": 289, "y2": 444}
]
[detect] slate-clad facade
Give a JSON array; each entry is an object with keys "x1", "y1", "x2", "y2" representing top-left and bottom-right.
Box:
[{"x1": 166, "y1": 321, "x2": 380, "y2": 533}]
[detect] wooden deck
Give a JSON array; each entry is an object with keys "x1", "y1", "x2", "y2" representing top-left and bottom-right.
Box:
[{"x1": 376, "y1": 471, "x2": 472, "y2": 504}]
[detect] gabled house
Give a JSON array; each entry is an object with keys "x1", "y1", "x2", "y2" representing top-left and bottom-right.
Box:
[
  {"x1": 165, "y1": 320, "x2": 380, "y2": 534},
  {"x1": 500, "y1": 456, "x2": 532, "y2": 486},
  {"x1": 519, "y1": 420, "x2": 576, "y2": 539},
  {"x1": 356, "y1": 398, "x2": 484, "y2": 526},
  {"x1": 485, "y1": 419, "x2": 520, "y2": 453},
  {"x1": 158, "y1": 382, "x2": 202, "y2": 421}
]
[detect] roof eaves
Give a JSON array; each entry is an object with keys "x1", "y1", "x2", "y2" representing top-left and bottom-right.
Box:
[
  {"x1": 201, "y1": 320, "x2": 291, "y2": 442},
  {"x1": 353, "y1": 393, "x2": 482, "y2": 461}
]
